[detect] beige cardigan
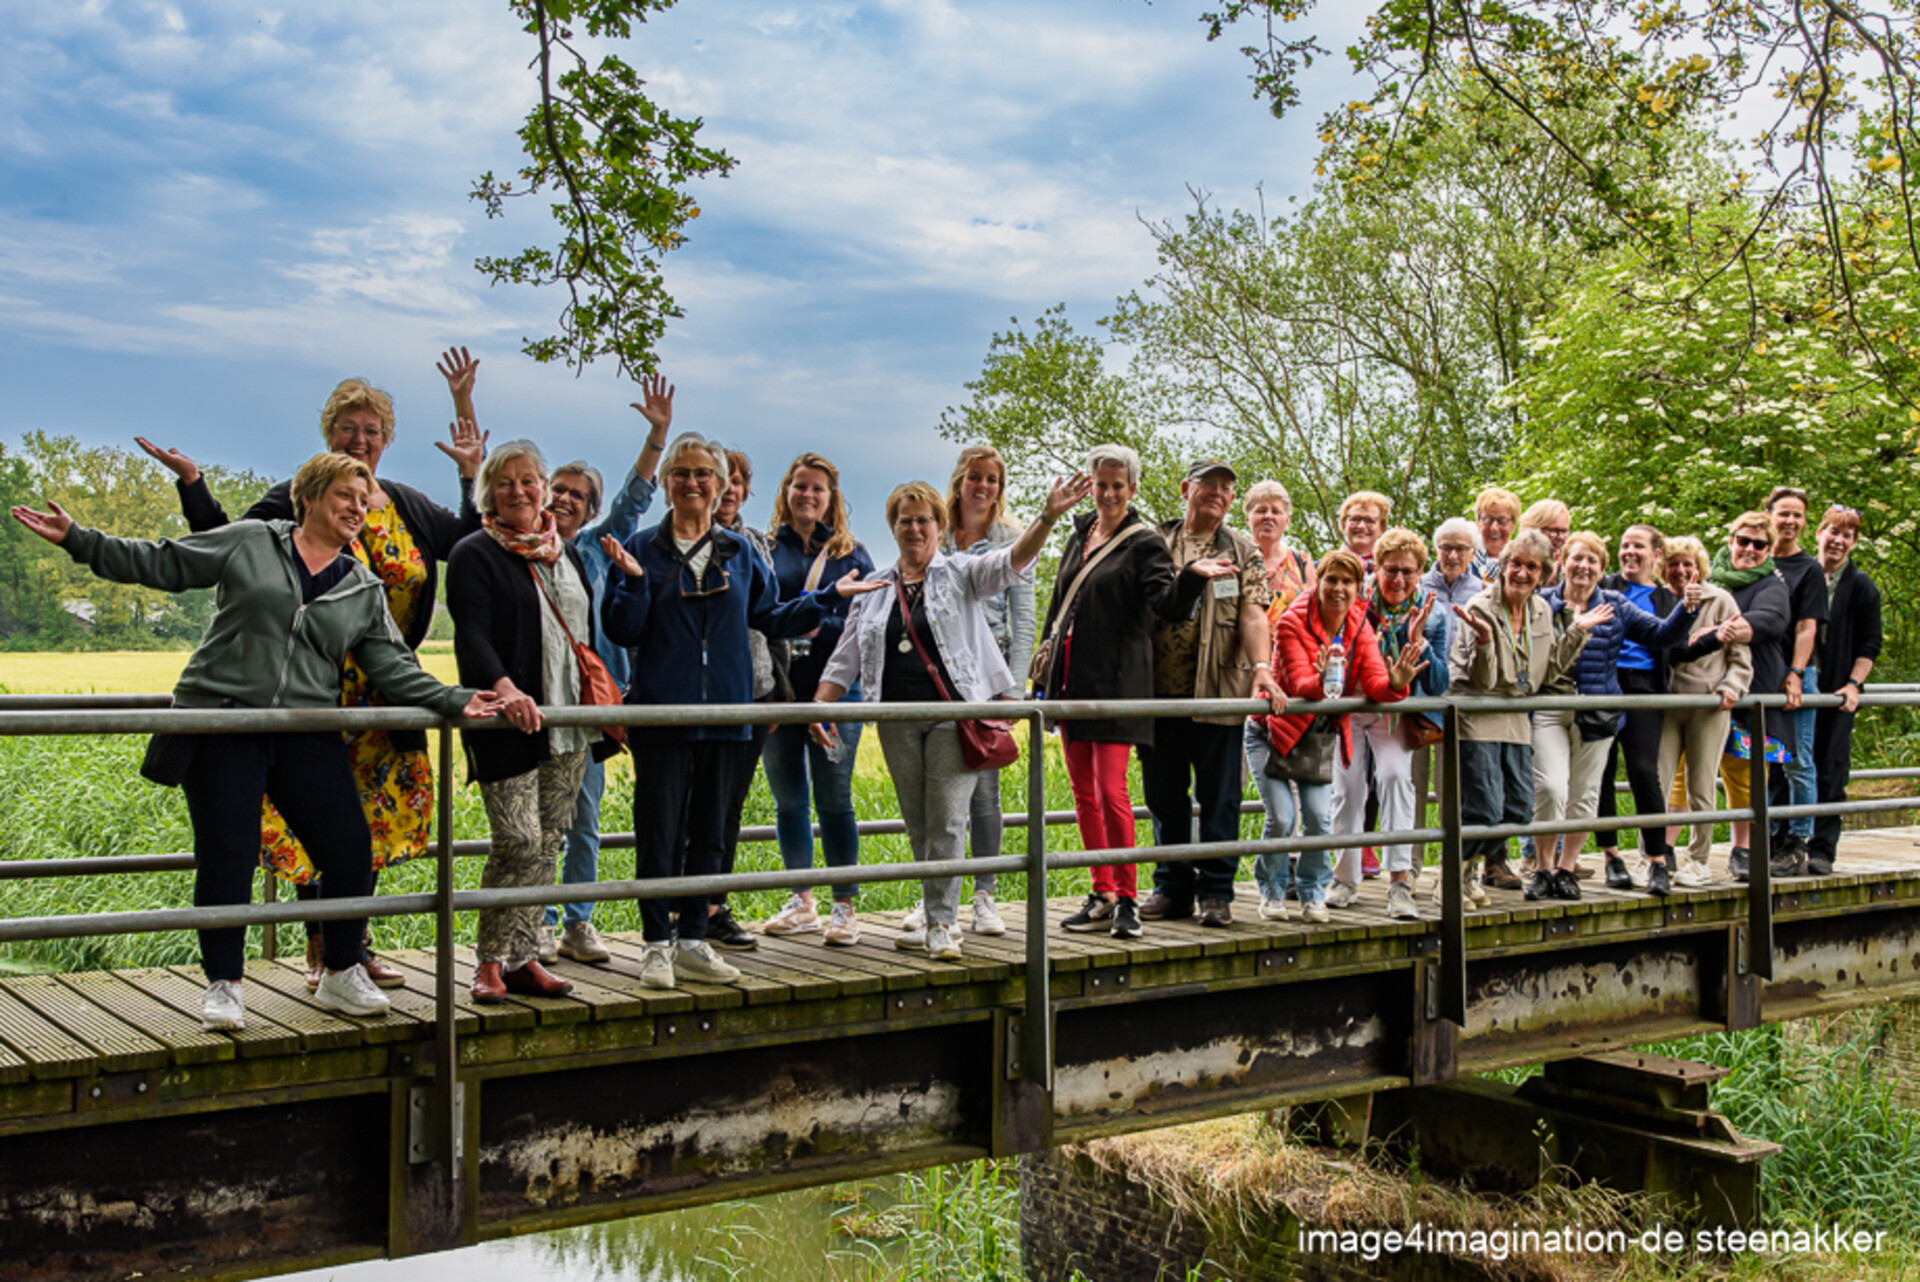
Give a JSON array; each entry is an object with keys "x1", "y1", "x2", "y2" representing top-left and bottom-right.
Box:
[
  {"x1": 1447, "y1": 585, "x2": 1589, "y2": 744},
  {"x1": 1667, "y1": 583, "x2": 1753, "y2": 702}
]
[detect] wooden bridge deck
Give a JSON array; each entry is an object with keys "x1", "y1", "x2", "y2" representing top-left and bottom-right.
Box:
[{"x1": 4, "y1": 828, "x2": 1920, "y2": 1280}]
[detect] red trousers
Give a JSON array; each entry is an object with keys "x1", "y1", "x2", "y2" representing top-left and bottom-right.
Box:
[{"x1": 1063, "y1": 731, "x2": 1137, "y2": 899}]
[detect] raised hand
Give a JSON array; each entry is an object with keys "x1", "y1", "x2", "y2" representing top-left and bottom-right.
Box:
[
  {"x1": 1683, "y1": 580, "x2": 1704, "y2": 611},
  {"x1": 434, "y1": 417, "x2": 489, "y2": 479},
  {"x1": 601, "y1": 533, "x2": 644, "y2": 578},
  {"x1": 835, "y1": 568, "x2": 886, "y2": 597},
  {"x1": 631, "y1": 375, "x2": 674, "y2": 437},
  {"x1": 436, "y1": 347, "x2": 479, "y2": 400},
  {"x1": 1045, "y1": 472, "x2": 1092, "y2": 520},
  {"x1": 1389, "y1": 629, "x2": 1429, "y2": 689},
  {"x1": 1453, "y1": 604, "x2": 1494, "y2": 647},
  {"x1": 134, "y1": 437, "x2": 200, "y2": 486},
  {"x1": 1187, "y1": 556, "x2": 1237, "y2": 580},
  {"x1": 11, "y1": 501, "x2": 72, "y2": 546},
  {"x1": 1407, "y1": 596, "x2": 1436, "y2": 641},
  {"x1": 1572, "y1": 602, "x2": 1615, "y2": 632}
]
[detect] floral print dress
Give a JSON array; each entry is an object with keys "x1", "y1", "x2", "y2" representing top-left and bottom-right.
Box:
[{"x1": 261, "y1": 503, "x2": 435, "y2": 884}]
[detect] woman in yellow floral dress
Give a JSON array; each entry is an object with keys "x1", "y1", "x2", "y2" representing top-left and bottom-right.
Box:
[{"x1": 136, "y1": 349, "x2": 490, "y2": 988}]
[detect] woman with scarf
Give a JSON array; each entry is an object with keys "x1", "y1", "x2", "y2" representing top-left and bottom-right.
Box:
[
  {"x1": 1320, "y1": 528, "x2": 1447, "y2": 920},
  {"x1": 1531, "y1": 531, "x2": 1699, "y2": 900},
  {"x1": 1264, "y1": 548, "x2": 1429, "y2": 921},
  {"x1": 447, "y1": 440, "x2": 621, "y2": 1004}
]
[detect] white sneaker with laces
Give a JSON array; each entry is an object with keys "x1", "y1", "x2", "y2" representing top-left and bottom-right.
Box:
[
  {"x1": 536, "y1": 923, "x2": 559, "y2": 964},
  {"x1": 926, "y1": 925, "x2": 963, "y2": 960},
  {"x1": 1467, "y1": 864, "x2": 1490, "y2": 906},
  {"x1": 1628, "y1": 855, "x2": 1653, "y2": 889},
  {"x1": 1257, "y1": 897, "x2": 1293, "y2": 921},
  {"x1": 1386, "y1": 881, "x2": 1418, "y2": 920},
  {"x1": 1302, "y1": 901, "x2": 1331, "y2": 923},
  {"x1": 559, "y1": 921, "x2": 611, "y2": 964},
  {"x1": 903, "y1": 901, "x2": 927, "y2": 932},
  {"x1": 1325, "y1": 881, "x2": 1359, "y2": 909},
  {"x1": 675, "y1": 940, "x2": 741, "y2": 983},
  {"x1": 315, "y1": 964, "x2": 391, "y2": 1018},
  {"x1": 823, "y1": 900, "x2": 860, "y2": 946},
  {"x1": 970, "y1": 891, "x2": 1006, "y2": 935},
  {"x1": 202, "y1": 979, "x2": 244, "y2": 1031},
  {"x1": 639, "y1": 942, "x2": 676, "y2": 989},
  {"x1": 761, "y1": 894, "x2": 821, "y2": 935},
  {"x1": 1674, "y1": 861, "x2": 1711, "y2": 889},
  {"x1": 895, "y1": 927, "x2": 928, "y2": 951}
]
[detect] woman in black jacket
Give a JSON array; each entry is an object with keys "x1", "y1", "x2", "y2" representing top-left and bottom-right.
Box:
[
  {"x1": 1034, "y1": 445, "x2": 1224, "y2": 939},
  {"x1": 133, "y1": 357, "x2": 489, "y2": 989},
  {"x1": 1810, "y1": 505, "x2": 1883, "y2": 873},
  {"x1": 1592, "y1": 524, "x2": 1685, "y2": 887},
  {"x1": 448, "y1": 440, "x2": 619, "y2": 1005}
]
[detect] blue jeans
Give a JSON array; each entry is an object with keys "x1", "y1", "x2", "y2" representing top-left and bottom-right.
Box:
[
  {"x1": 763, "y1": 688, "x2": 864, "y2": 900},
  {"x1": 1243, "y1": 721, "x2": 1334, "y2": 905},
  {"x1": 1773, "y1": 666, "x2": 1819, "y2": 840},
  {"x1": 546, "y1": 754, "x2": 604, "y2": 929}
]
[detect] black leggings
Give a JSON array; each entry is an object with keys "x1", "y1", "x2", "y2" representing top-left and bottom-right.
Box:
[
  {"x1": 298, "y1": 870, "x2": 377, "y2": 948},
  {"x1": 182, "y1": 732, "x2": 372, "y2": 982},
  {"x1": 1595, "y1": 669, "x2": 1674, "y2": 859}
]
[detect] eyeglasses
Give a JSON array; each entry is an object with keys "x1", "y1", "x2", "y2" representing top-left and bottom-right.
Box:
[
  {"x1": 1378, "y1": 565, "x2": 1419, "y2": 580},
  {"x1": 667, "y1": 468, "x2": 718, "y2": 484},
  {"x1": 1734, "y1": 535, "x2": 1770, "y2": 551},
  {"x1": 680, "y1": 567, "x2": 731, "y2": 600},
  {"x1": 550, "y1": 483, "x2": 592, "y2": 502},
  {"x1": 1480, "y1": 515, "x2": 1515, "y2": 530},
  {"x1": 1540, "y1": 527, "x2": 1571, "y2": 539},
  {"x1": 1438, "y1": 543, "x2": 1474, "y2": 556}
]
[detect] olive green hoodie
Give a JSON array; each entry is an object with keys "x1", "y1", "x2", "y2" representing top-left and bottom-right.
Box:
[{"x1": 62, "y1": 519, "x2": 473, "y2": 717}]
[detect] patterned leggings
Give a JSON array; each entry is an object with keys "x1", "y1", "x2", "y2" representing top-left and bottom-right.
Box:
[{"x1": 477, "y1": 751, "x2": 589, "y2": 965}]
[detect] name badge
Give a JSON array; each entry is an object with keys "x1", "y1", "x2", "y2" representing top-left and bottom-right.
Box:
[{"x1": 1211, "y1": 577, "x2": 1240, "y2": 600}]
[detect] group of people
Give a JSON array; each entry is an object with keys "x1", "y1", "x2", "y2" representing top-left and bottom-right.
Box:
[{"x1": 8, "y1": 355, "x2": 1884, "y2": 1030}]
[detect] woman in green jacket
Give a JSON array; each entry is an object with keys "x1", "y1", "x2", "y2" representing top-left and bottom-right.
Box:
[{"x1": 12, "y1": 453, "x2": 508, "y2": 1033}]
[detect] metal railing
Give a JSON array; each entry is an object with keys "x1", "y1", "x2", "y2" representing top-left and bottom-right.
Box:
[{"x1": 1, "y1": 688, "x2": 1918, "y2": 1166}]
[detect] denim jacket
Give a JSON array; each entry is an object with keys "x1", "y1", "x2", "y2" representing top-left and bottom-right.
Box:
[
  {"x1": 566, "y1": 466, "x2": 657, "y2": 687},
  {"x1": 820, "y1": 547, "x2": 1034, "y2": 704},
  {"x1": 940, "y1": 521, "x2": 1035, "y2": 679}
]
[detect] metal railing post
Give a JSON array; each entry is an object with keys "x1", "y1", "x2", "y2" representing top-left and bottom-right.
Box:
[
  {"x1": 432, "y1": 726, "x2": 461, "y2": 1176},
  {"x1": 261, "y1": 867, "x2": 278, "y2": 962},
  {"x1": 1022, "y1": 711, "x2": 1052, "y2": 1087},
  {"x1": 1746, "y1": 702, "x2": 1774, "y2": 980},
  {"x1": 1439, "y1": 704, "x2": 1467, "y2": 1025}
]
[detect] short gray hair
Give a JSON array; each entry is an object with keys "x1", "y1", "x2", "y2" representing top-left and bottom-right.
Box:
[
  {"x1": 1498, "y1": 528, "x2": 1554, "y2": 579},
  {"x1": 1086, "y1": 443, "x2": 1141, "y2": 488},
  {"x1": 1243, "y1": 480, "x2": 1293, "y2": 514},
  {"x1": 553, "y1": 461, "x2": 605, "y2": 521},
  {"x1": 474, "y1": 439, "x2": 549, "y2": 518},
  {"x1": 1433, "y1": 517, "x2": 1482, "y2": 551},
  {"x1": 660, "y1": 431, "x2": 726, "y2": 479}
]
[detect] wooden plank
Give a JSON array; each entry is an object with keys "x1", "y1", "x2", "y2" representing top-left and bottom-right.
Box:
[
  {"x1": 166, "y1": 966, "x2": 365, "y2": 1052},
  {"x1": 712, "y1": 937, "x2": 885, "y2": 998},
  {"x1": 0, "y1": 1036, "x2": 27, "y2": 1085},
  {"x1": 114, "y1": 967, "x2": 305, "y2": 1057},
  {"x1": 375, "y1": 952, "x2": 542, "y2": 1032},
  {"x1": 449, "y1": 948, "x2": 598, "y2": 1025},
  {"x1": 855, "y1": 916, "x2": 1014, "y2": 983},
  {"x1": 591, "y1": 937, "x2": 793, "y2": 1010},
  {"x1": 0, "y1": 987, "x2": 98, "y2": 1079},
  {"x1": 264, "y1": 958, "x2": 474, "y2": 1036},
  {"x1": 747, "y1": 933, "x2": 928, "y2": 993},
  {"x1": 2, "y1": 975, "x2": 168, "y2": 1073},
  {"x1": 54, "y1": 971, "x2": 232, "y2": 1067}
]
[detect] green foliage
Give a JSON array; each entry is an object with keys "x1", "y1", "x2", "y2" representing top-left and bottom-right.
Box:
[{"x1": 472, "y1": 0, "x2": 735, "y2": 380}]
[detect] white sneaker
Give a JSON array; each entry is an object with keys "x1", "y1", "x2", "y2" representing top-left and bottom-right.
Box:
[
  {"x1": 926, "y1": 924, "x2": 963, "y2": 960},
  {"x1": 1674, "y1": 861, "x2": 1711, "y2": 889},
  {"x1": 1302, "y1": 901, "x2": 1331, "y2": 923},
  {"x1": 970, "y1": 892, "x2": 1006, "y2": 936},
  {"x1": 314, "y1": 964, "x2": 391, "y2": 1018},
  {"x1": 536, "y1": 923, "x2": 560, "y2": 964},
  {"x1": 1258, "y1": 897, "x2": 1293, "y2": 921},
  {"x1": 202, "y1": 979, "x2": 244, "y2": 1031},
  {"x1": 675, "y1": 940, "x2": 741, "y2": 983},
  {"x1": 761, "y1": 894, "x2": 821, "y2": 936},
  {"x1": 903, "y1": 901, "x2": 927, "y2": 932},
  {"x1": 639, "y1": 942, "x2": 675, "y2": 990},
  {"x1": 1628, "y1": 856, "x2": 1653, "y2": 889},
  {"x1": 1325, "y1": 881, "x2": 1359, "y2": 909},
  {"x1": 559, "y1": 921, "x2": 611, "y2": 964},
  {"x1": 823, "y1": 901, "x2": 861, "y2": 946},
  {"x1": 895, "y1": 927, "x2": 928, "y2": 951},
  {"x1": 1386, "y1": 881, "x2": 1418, "y2": 920}
]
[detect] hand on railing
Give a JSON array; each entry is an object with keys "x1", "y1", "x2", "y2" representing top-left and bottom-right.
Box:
[
  {"x1": 492, "y1": 679, "x2": 544, "y2": 733},
  {"x1": 462, "y1": 690, "x2": 508, "y2": 719}
]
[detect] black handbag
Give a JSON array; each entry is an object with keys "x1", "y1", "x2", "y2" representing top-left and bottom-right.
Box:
[{"x1": 1262, "y1": 716, "x2": 1336, "y2": 786}]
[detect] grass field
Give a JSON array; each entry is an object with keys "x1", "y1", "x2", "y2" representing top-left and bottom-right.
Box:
[{"x1": 0, "y1": 644, "x2": 462, "y2": 694}]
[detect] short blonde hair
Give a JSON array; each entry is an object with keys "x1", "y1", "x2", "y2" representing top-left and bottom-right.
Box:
[
  {"x1": 1339, "y1": 491, "x2": 1392, "y2": 524},
  {"x1": 1316, "y1": 548, "x2": 1366, "y2": 586},
  {"x1": 886, "y1": 481, "x2": 949, "y2": 531},
  {"x1": 1562, "y1": 530, "x2": 1611, "y2": 570},
  {"x1": 946, "y1": 446, "x2": 1007, "y2": 533},
  {"x1": 1374, "y1": 526, "x2": 1429, "y2": 571},
  {"x1": 1243, "y1": 480, "x2": 1293, "y2": 514},
  {"x1": 319, "y1": 379, "x2": 396, "y2": 448},
  {"x1": 1729, "y1": 510, "x2": 1775, "y2": 542},
  {"x1": 291, "y1": 452, "x2": 374, "y2": 522},
  {"x1": 1519, "y1": 499, "x2": 1571, "y2": 533},
  {"x1": 1665, "y1": 535, "x2": 1711, "y2": 579},
  {"x1": 1474, "y1": 487, "x2": 1522, "y2": 520},
  {"x1": 474, "y1": 439, "x2": 549, "y2": 518}
]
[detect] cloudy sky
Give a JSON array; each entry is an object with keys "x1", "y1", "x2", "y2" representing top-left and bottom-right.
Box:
[{"x1": 1, "y1": 0, "x2": 1361, "y2": 540}]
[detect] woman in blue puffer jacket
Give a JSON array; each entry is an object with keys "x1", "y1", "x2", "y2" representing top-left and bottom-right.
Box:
[{"x1": 1529, "y1": 531, "x2": 1698, "y2": 902}]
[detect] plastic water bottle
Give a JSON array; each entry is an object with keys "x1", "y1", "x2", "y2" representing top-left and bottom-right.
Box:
[
  {"x1": 1323, "y1": 641, "x2": 1347, "y2": 698},
  {"x1": 821, "y1": 724, "x2": 848, "y2": 764}
]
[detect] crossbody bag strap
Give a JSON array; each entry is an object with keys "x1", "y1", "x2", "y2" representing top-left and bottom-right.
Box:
[
  {"x1": 1038, "y1": 522, "x2": 1149, "y2": 649},
  {"x1": 527, "y1": 561, "x2": 587, "y2": 652},
  {"x1": 896, "y1": 580, "x2": 954, "y2": 703}
]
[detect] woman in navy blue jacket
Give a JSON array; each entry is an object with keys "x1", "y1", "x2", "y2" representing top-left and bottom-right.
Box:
[
  {"x1": 1533, "y1": 531, "x2": 1697, "y2": 900},
  {"x1": 601, "y1": 433, "x2": 866, "y2": 991},
  {"x1": 758, "y1": 453, "x2": 881, "y2": 946}
]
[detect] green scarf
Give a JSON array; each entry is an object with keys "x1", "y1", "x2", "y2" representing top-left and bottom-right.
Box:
[
  {"x1": 1709, "y1": 547, "x2": 1776, "y2": 591},
  {"x1": 1367, "y1": 584, "x2": 1425, "y2": 661}
]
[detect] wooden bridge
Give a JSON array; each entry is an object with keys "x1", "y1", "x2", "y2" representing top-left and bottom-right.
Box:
[{"x1": 4, "y1": 825, "x2": 1919, "y2": 1282}]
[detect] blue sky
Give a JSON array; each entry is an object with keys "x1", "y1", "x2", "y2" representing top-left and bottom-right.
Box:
[{"x1": 0, "y1": 0, "x2": 1361, "y2": 543}]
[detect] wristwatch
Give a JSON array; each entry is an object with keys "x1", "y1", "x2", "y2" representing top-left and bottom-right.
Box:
[{"x1": 1788, "y1": 667, "x2": 1806, "y2": 678}]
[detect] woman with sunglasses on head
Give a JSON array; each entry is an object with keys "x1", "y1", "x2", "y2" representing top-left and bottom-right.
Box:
[
  {"x1": 758, "y1": 453, "x2": 880, "y2": 945},
  {"x1": 602, "y1": 434, "x2": 873, "y2": 989}
]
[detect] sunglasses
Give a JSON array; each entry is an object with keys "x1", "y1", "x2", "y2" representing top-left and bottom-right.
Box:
[
  {"x1": 1734, "y1": 535, "x2": 1770, "y2": 551},
  {"x1": 680, "y1": 567, "x2": 731, "y2": 600}
]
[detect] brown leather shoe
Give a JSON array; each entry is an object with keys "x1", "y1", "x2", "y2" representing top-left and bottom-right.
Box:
[
  {"x1": 304, "y1": 936, "x2": 325, "y2": 993},
  {"x1": 361, "y1": 951, "x2": 408, "y2": 989},
  {"x1": 1482, "y1": 860, "x2": 1524, "y2": 891},
  {"x1": 1137, "y1": 892, "x2": 1193, "y2": 921},
  {"x1": 502, "y1": 960, "x2": 574, "y2": 999},
  {"x1": 470, "y1": 961, "x2": 507, "y2": 1005},
  {"x1": 1197, "y1": 898, "x2": 1233, "y2": 928}
]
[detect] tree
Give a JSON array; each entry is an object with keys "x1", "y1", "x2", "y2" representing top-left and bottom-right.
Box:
[{"x1": 472, "y1": 0, "x2": 735, "y2": 380}]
